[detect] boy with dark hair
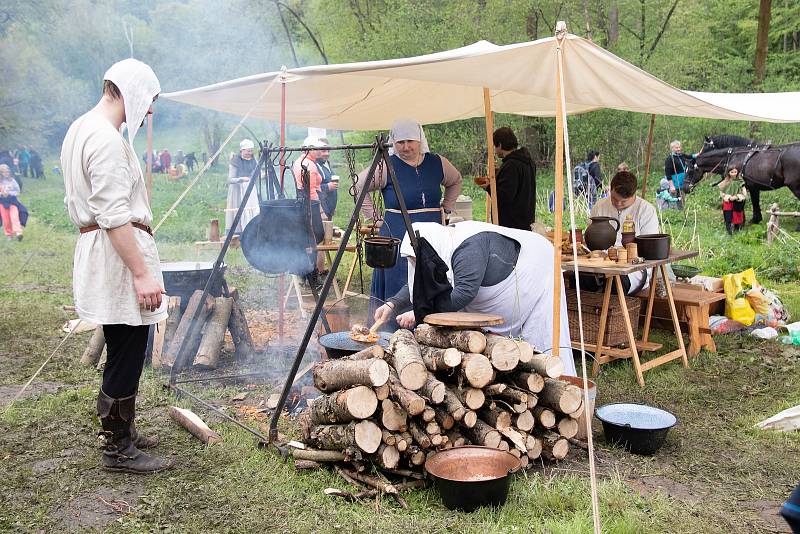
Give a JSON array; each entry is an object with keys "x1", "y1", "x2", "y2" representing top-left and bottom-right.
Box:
[{"x1": 475, "y1": 126, "x2": 536, "y2": 230}]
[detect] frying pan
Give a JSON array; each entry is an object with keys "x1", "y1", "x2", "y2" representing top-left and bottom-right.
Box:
[{"x1": 318, "y1": 331, "x2": 392, "y2": 359}]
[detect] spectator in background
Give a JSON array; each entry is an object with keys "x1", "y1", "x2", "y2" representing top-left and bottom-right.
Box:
[
  {"x1": 185, "y1": 152, "x2": 197, "y2": 172},
  {"x1": 475, "y1": 126, "x2": 536, "y2": 230},
  {"x1": 315, "y1": 137, "x2": 338, "y2": 219},
  {"x1": 617, "y1": 162, "x2": 630, "y2": 173},
  {"x1": 718, "y1": 167, "x2": 747, "y2": 235},
  {"x1": 664, "y1": 140, "x2": 695, "y2": 194},
  {"x1": 656, "y1": 177, "x2": 681, "y2": 210},
  {"x1": 174, "y1": 150, "x2": 185, "y2": 167},
  {"x1": 0, "y1": 163, "x2": 26, "y2": 241},
  {"x1": 227, "y1": 139, "x2": 260, "y2": 235},
  {"x1": 16, "y1": 146, "x2": 31, "y2": 178},
  {"x1": 30, "y1": 149, "x2": 44, "y2": 179},
  {"x1": 0, "y1": 149, "x2": 12, "y2": 168},
  {"x1": 159, "y1": 149, "x2": 171, "y2": 174},
  {"x1": 586, "y1": 150, "x2": 602, "y2": 198}
]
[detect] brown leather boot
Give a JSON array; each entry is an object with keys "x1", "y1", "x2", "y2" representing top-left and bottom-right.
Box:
[
  {"x1": 130, "y1": 420, "x2": 159, "y2": 449},
  {"x1": 97, "y1": 390, "x2": 171, "y2": 474}
]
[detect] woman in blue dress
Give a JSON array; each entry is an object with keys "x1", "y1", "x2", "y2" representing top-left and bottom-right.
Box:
[{"x1": 356, "y1": 119, "x2": 462, "y2": 327}]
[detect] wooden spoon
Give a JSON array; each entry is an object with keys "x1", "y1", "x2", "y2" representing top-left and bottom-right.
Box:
[{"x1": 370, "y1": 317, "x2": 387, "y2": 334}]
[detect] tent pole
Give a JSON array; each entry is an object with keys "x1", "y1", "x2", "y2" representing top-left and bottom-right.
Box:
[
  {"x1": 552, "y1": 84, "x2": 564, "y2": 360},
  {"x1": 146, "y1": 114, "x2": 153, "y2": 203},
  {"x1": 278, "y1": 80, "x2": 287, "y2": 344},
  {"x1": 483, "y1": 88, "x2": 499, "y2": 225},
  {"x1": 641, "y1": 114, "x2": 656, "y2": 196}
]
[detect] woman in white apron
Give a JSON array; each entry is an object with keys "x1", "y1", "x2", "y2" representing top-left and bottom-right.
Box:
[{"x1": 374, "y1": 220, "x2": 575, "y2": 375}]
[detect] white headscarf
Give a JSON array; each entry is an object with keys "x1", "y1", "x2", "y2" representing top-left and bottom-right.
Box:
[
  {"x1": 103, "y1": 59, "x2": 161, "y2": 150},
  {"x1": 389, "y1": 118, "x2": 430, "y2": 155}
]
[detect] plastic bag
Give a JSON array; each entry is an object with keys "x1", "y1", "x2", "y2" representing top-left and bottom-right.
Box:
[
  {"x1": 723, "y1": 268, "x2": 757, "y2": 326},
  {"x1": 746, "y1": 286, "x2": 790, "y2": 327},
  {"x1": 709, "y1": 315, "x2": 747, "y2": 335}
]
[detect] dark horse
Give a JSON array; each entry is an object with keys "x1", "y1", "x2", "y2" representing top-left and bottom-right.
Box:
[{"x1": 684, "y1": 135, "x2": 800, "y2": 225}]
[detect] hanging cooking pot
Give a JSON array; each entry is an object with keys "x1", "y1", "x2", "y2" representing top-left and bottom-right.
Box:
[
  {"x1": 240, "y1": 198, "x2": 320, "y2": 275},
  {"x1": 364, "y1": 236, "x2": 400, "y2": 269}
]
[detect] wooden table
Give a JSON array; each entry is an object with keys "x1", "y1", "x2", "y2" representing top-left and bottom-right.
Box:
[
  {"x1": 286, "y1": 240, "x2": 359, "y2": 316},
  {"x1": 562, "y1": 250, "x2": 698, "y2": 386}
]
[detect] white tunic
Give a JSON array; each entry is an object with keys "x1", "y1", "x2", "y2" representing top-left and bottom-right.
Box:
[{"x1": 61, "y1": 112, "x2": 167, "y2": 326}]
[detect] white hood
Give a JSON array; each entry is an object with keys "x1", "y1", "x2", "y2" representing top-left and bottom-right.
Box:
[{"x1": 103, "y1": 58, "x2": 161, "y2": 150}]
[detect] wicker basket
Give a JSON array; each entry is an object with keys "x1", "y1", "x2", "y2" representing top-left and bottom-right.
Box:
[{"x1": 566, "y1": 289, "x2": 641, "y2": 347}]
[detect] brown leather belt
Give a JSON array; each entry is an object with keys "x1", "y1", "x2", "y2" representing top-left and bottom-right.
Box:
[{"x1": 80, "y1": 222, "x2": 153, "y2": 236}]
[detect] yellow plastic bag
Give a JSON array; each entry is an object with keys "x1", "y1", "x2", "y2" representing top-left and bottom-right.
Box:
[{"x1": 723, "y1": 268, "x2": 758, "y2": 326}]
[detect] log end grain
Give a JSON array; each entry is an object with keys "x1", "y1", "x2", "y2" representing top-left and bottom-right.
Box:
[{"x1": 354, "y1": 420, "x2": 382, "y2": 454}]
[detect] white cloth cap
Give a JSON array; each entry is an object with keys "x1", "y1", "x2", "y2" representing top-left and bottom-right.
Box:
[
  {"x1": 103, "y1": 58, "x2": 160, "y2": 150},
  {"x1": 302, "y1": 135, "x2": 327, "y2": 148},
  {"x1": 389, "y1": 118, "x2": 430, "y2": 154},
  {"x1": 240, "y1": 139, "x2": 255, "y2": 150}
]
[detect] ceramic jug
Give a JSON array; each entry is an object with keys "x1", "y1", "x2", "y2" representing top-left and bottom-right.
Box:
[{"x1": 584, "y1": 216, "x2": 620, "y2": 251}]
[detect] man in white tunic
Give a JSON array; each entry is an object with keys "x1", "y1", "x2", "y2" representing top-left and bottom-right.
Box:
[{"x1": 61, "y1": 59, "x2": 170, "y2": 473}]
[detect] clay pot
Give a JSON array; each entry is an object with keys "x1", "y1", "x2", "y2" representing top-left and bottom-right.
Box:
[{"x1": 584, "y1": 216, "x2": 620, "y2": 251}]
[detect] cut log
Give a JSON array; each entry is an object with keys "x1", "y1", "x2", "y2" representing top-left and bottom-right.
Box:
[
  {"x1": 441, "y1": 388, "x2": 466, "y2": 421},
  {"x1": 387, "y1": 330, "x2": 427, "y2": 391},
  {"x1": 540, "y1": 378, "x2": 582, "y2": 414},
  {"x1": 344, "y1": 345, "x2": 385, "y2": 361},
  {"x1": 497, "y1": 440, "x2": 510, "y2": 451},
  {"x1": 337, "y1": 467, "x2": 398, "y2": 494},
  {"x1": 421, "y1": 407, "x2": 436, "y2": 422},
  {"x1": 424, "y1": 421, "x2": 440, "y2": 435},
  {"x1": 483, "y1": 334, "x2": 520, "y2": 371},
  {"x1": 382, "y1": 429, "x2": 397, "y2": 446},
  {"x1": 163, "y1": 295, "x2": 182, "y2": 349},
  {"x1": 168, "y1": 406, "x2": 222, "y2": 445},
  {"x1": 373, "y1": 444, "x2": 400, "y2": 469},
  {"x1": 429, "y1": 433, "x2": 443, "y2": 447},
  {"x1": 373, "y1": 383, "x2": 390, "y2": 401},
  {"x1": 419, "y1": 374, "x2": 446, "y2": 405},
  {"x1": 194, "y1": 296, "x2": 234, "y2": 369},
  {"x1": 518, "y1": 453, "x2": 530, "y2": 469},
  {"x1": 500, "y1": 427, "x2": 527, "y2": 452},
  {"x1": 309, "y1": 386, "x2": 378, "y2": 424},
  {"x1": 308, "y1": 420, "x2": 382, "y2": 454},
  {"x1": 514, "y1": 410, "x2": 535, "y2": 432},
  {"x1": 518, "y1": 353, "x2": 564, "y2": 378},
  {"x1": 419, "y1": 345, "x2": 462, "y2": 371},
  {"x1": 380, "y1": 399, "x2": 407, "y2": 432},
  {"x1": 80, "y1": 327, "x2": 105, "y2": 366},
  {"x1": 387, "y1": 374, "x2": 426, "y2": 416},
  {"x1": 454, "y1": 387, "x2": 485, "y2": 410},
  {"x1": 509, "y1": 371, "x2": 545, "y2": 394},
  {"x1": 462, "y1": 418, "x2": 501, "y2": 448},
  {"x1": 508, "y1": 448, "x2": 521, "y2": 458},
  {"x1": 407, "y1": 446, "x2": 425, "y2": 466},
  {"x1": 526, "y1": 393, "x2": 539, "y2": 410},
  {"x1": 414, "y1": 324, "x2": 486, "y2": 353},
  {"x1": 408, "y1": 420, "x2": 432, "y2": 449},
  {"x1": 462, "y1": 410, "x2": 478, "y2": 428},
  {"x1": 526, "y1": 434, "x2": 543, "y2": 460},
  {"x1": 291, "y1": 448, "x2": 346, "y2": 462},
  {"x1": 557, "y1": 417, "x2": 579, "y2": 439},
  {"x1": 164, "y1": 290, "x2": 213, "y2": 370},
  {"x1": 445, "y1": 430, "x2": 466, "y2": 447},
  {"x1": 479, "y1": 405, "x2": 513, "y2": 430},
  {"x1": 491, "y1": 386, "x2": 529, "y2": 414},
  {"x1": 433, "y1": 406, "x2": 455, "y2": 430},
  {"x1": 512, "y1": 339, "x2": 534, "y2": 363},
  {"x1": 227, "y1": 288, "x2": 254, "y2": 360},
  {"x1": 313, "y1": 358, "x2": 390, "y2": 392},
  {"x1": 532, "y1": 406, "x2": 556, "y2": 428},
  {"x1": 150, "y1": 319, "x2": 167, "y2": 369},
  {"x1": 460, "y1": 353, "x2": 494, "y2": 388},
  {"x1": 533, "y1": 429, "x2": 569, "y2": 460},
  {"x1": 397, "y1": 431, "x2": 413, "y2": 452},
  {"x1": 484, "y1": 383, "x2": 507, "y2": 396},
  {"x1": 295, "y1": 460, "x2": 321, "y2": 470}
]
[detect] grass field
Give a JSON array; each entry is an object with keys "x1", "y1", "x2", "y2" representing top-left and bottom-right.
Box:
[{"x1": 1, "y1": 150, "x2": 799, "y2": 533}]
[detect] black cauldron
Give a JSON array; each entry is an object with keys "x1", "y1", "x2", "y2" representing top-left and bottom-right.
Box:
[
  {"x1": 364, "y1": 236, "x2": 400, "y2": 268},
  {"x1": 161, "y1": 261, "x2": 225, "y2": 313},
  {"x1": 240, "y1": 199, "x2": 322, "y2": 275},
  {"x1": 595, "y1": 403, "x2": 677, "y2": 455}
]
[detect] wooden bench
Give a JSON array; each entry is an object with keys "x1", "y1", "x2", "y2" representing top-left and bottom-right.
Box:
[{"x1": 634, "y1": 286, "x2": 726, "y2": 357}]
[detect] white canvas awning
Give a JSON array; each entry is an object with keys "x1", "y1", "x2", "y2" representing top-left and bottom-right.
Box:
[{"x1": 163, "y1": 34, "x2": 800, "y2": 128}]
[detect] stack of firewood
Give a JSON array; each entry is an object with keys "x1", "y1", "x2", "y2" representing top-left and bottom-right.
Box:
[
  {"x1": 294, "y1": 324, "x2": 584, "y2": 473},
  {"x1": 80, "y1": 288, "x2": 254, "y2": 371}
]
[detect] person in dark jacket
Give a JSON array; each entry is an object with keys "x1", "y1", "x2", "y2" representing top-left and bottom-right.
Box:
[
  {"x1": 664, "y1": 140, "x2": 695, "y2": 192},
  {"x1": 475, "y1": 127, "x2": 536, "y2": 230}
]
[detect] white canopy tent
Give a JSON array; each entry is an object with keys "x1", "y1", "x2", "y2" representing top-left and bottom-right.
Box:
[{"x1": 163, "y1": 33, "x2": 800, "y2": 128}]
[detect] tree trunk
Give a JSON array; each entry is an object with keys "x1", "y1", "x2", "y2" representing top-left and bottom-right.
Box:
[
  {"x1": 419, "y1": 345, "x2": 462, "y2": 371},
  {"x1": 309, "y1": 386, "x2": 378, "y2": 424},
  {"x1": 168, "y1": 406, "x2": 222, "y2": 445},
  {"x1": 461, "y1": 353, "x2": 494, "y2": 388},
  {"x1": 387, "y1": 330, "x2": 427, "y2": 390},
  {"x1": 308, "y1": 420, "x2": 382, "y2": 453},
  {"x1": 609, "y1": 2, "x2": 619, "y2": 46},
  {"x1": 539, "y1": 378, "x2": 582, "y2": 414},
  {"x1": 419, "y1": 373, "x2": 446, "y2": 404},
  {"x1": 463, "y1": 419, "x2": 501, "y2": 448},
  {"x1": 227, "y1": 288, "x2": 254, "y2": 360},
  {"x1": 80, "y1": 327, "x2": 105, "y2": 366},
  {"x1": 509, "y1": 371, "x2": 545, "y2": 393},
  {"x1": 388, "y1": 373, "x2": 426, "y2": 416},
  {"x1": 754, "y1": 0, "x2": 773, "y2": 86},
  {"x1": 517, "y1": 353, "x2": 564, "y2": 378},
  {"x1": 414, "y1": 324, "x2": 486, "y2": 353},
  {"x1": 313, "y1": 358, "x2": 390, "y2": 392},
  {"x1": 380, "y1": 398, "x2": 407, "y2": 432},
  {"x1": 483, "y1": 334, "x2": 520, "y2": 371},
  {"x1": 194, "y1": 297, "x2": 234, "y2": 369}
]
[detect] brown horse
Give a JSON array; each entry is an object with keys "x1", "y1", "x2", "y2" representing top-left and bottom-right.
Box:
[{"x1": 684, "y1": 142, "x2": 800, "y2": 225}]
